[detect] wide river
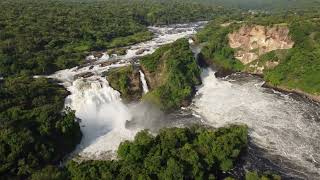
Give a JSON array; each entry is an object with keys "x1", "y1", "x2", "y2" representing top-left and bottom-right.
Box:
[{"x1": 50, "y1": 22, "x2": 320, "y2": 179}]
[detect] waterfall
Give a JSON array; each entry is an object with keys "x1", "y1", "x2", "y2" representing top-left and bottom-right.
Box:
[
  {"x1": 45, "y1": 21, "x2": 320, "y2": 178},
  {"x1": 65, "y1": 76, "x2": 136, "y2": 158},
  {"x1": 139, "y1": 70, "x2": 149, "y2": 94},
  {"x1": 48, "y1": 22, "x2": 207, "y2": 159}
]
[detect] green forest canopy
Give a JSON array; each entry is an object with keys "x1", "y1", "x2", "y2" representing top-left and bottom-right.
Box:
[
  {"x1": 0, "y1": 77, "x2": 82, "y2": 178},
  {"x1": 41, "y1": 125, "x2": 278, "y2": 180},
  {"x1": 189, "y1": 0, "x2": 320, "y2": 10},
  {"x1": 0, "y1": 0, "x2": 225, "y2": 77},
  {"x1": 56, "y1": 125, "x2": 250, "y2": 180}
]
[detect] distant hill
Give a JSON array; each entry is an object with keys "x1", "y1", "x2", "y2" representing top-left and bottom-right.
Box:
[{"x1": 189, "y1": 0, "x2": 320, "y2": 10}]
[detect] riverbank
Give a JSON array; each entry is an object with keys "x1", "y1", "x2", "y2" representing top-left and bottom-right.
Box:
[
  {"x1": 192, "y1": 67, "x2": 320, "y2": 179},
  {"x1": 263, "y1": 83, "x2": 320, "y2": 103},
  {"x1": 217, "y1": 65, "x2": 320, "y2": 103},
  {"x1": 199, "y1": 52, "x2": 320, "y2": 104}
]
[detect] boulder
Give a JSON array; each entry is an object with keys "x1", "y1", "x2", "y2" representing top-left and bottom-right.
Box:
[{"x1": 74, "y1": 72, "x2": 94, "y2": 79}]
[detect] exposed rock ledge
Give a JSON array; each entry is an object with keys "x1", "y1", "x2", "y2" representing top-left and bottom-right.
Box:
[
  {"x1": 228, "y1": 25, "x2": 294, "y2": 64},
  {"x1": 263, "y1": 83, "x2": 320, "y2": 103}
]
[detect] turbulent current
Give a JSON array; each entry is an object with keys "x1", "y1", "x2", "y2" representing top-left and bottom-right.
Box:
[
  {"x1": 49, "y1": 22, "x2": 320, "y2": 179},
  {"x1": 192, "y1": 69, "x2": 320, "y2": 179},
  {"x1": 50, "y1": 22, "x2": 206, "y2": 159}
]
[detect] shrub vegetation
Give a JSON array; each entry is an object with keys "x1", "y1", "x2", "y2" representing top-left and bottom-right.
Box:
[{"x1": 140, "y1": 39, "x2": 201, "y2": 111}]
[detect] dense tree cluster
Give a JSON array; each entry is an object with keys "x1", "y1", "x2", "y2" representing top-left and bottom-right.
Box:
[
  {"x1": 265, "y1": 19, "x2": 320, "y2": 94},
  {"x1": 141, "y1": 38, "x2": 201, "y2": 111},
  {"x1": 189, "y1": 0, "x2": 320, "y2": 10},
  {"x1": 196, "y1": 19, "x2": 244, "y2": 72},
  {"x1": 0, "y1": 0, "x2": 223, "y2": 77},
  {"x1": 0, "y1": 77, "x2": 82, "y2": 179},
  {"x1": 66, "y1": 125, "x2": 249, "y2": 179}
]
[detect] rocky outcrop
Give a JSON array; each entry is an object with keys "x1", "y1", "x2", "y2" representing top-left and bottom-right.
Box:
[
  {"x1": 106, "y1": 65, "x2": 142, "y2": 102},
  {"x1": 107, "y1": 47, "x2": 127, "y2": 56},
  {"x1": 99, "y1": 59, "x2": 118, "y2": 67},
  {"x1": 247, "y1": 60, "x2": 279, "y2": 75},
  {"x1": 135, "y1": 49, "x2": 148, "y2": 55},
  {"x1": 126, "y1": 68, "x2": 142, "y2": 101},
  {"x1": 228, "y1": 25, "x2": 294, "y2": 64},
  {"x1": 263, "y1": 83, "x2": 320, "y2": 103},
  {"x1": 74, "y1": 72, "x2": 94, "y2": 79}
]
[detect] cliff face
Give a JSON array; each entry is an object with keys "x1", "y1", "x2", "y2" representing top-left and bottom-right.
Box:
[
  {"x1": 106, "y1": 66, "x2": 142, "y2": 102},
  {"x1": 228, "y1": 25, "x2": 294, "y2": 64}
]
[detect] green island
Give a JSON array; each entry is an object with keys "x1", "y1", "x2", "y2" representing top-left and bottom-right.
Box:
[
  {"x1": 141, "y1": 38, "x2": 201, "y2": 111},
  {"x1": 106, "y1": 39, "x2": 201, "y2": 110}
]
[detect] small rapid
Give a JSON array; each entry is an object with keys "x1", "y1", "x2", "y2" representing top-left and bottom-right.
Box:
[{"x1": 192, "y1": 68, "x2": 320, "y2": 179}]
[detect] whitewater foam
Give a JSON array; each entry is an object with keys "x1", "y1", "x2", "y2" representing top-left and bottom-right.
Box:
[
  {"x1": 192, "y1": 68, "x2": 320, "y2": 178},
  {"x1": 49, "y1": 22, "x2": 206, "y2": 159},
  {"x1": 65, "y1": 76, "x2": 135, "y2": 157},
  {"x1": 139, "y1": 70, "x2": 149, "y2": 94}
]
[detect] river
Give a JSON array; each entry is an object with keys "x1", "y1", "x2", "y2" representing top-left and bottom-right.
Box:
[
  {"x1": 191, "y1": 68, "x2": 320, "y2": 179},
  {"x1": 49, "y1": 22, "x2": 320, "y2": 179}
]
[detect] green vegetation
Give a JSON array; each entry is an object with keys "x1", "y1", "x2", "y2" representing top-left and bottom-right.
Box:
[
  {"x1": 245, "y1": 50, "x2": 289, "y2": 73},
  {"x1": 197, "y1": 20, "x2": 244, "y2": 72},
  {"x1": 245, "y1": 171, "x2": 281, "y2": 180},
  {"x1": 66, "y1": 125, "x2": 248, "y2": 179},
  {"x1": 31, "y1": 165, "x2": 69, "y2": 180},
  {"x1": 0, "y1": 77, "x2": 82, "y2": 179},
  {"x1": 198, "y1": 11, "x2": 320, "y2": 95},
  {"x1": 190, "y1": 0, "x2": 320, "y2": 10},
  {"x1": 0, "y1": 0, "x2": 223, "y2": 77},
  {"x1": 1, "y1": 0, "x2": 317, "y2": 179},
  {"x1": 24, "y1": 124, "x2": 280, "y2": 179},
  {"x1": 265, "y1": 20, "x2": 320, "y2": 94},
  {"x1": 108, "y1": 31, "x2": 154, "y2": 49},
  {"x1": 106, "y1": 65, "x2": 142, "y2": 102},
  {"x1": 141, "y1": 38, "x2": 201, "y2": 111}
]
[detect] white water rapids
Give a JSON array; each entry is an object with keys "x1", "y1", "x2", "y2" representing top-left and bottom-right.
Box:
[
  {"x1": 48, "y1": 22, "x2": 320, "y2": 179},
  {"x1": 50, "y1": 22, "x2": 206, "y2": 159},
  {"x1": 191, "y1": 68, "x2": 320, "y2": 179}
]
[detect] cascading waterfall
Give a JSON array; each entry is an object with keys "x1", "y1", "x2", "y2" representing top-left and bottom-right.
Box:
[
  {"x1": 139, "y1": 70, "x2": 149, "y2": 94},
  {"x1": 49, "y1": 22, "x2": 207, "y2": 159},
  {"x1": 48, "y1": 21, "x2": 320, "y2": 179},
  {"x1": 65, "y1": 76, "x2": 136, "y2": 158}
]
